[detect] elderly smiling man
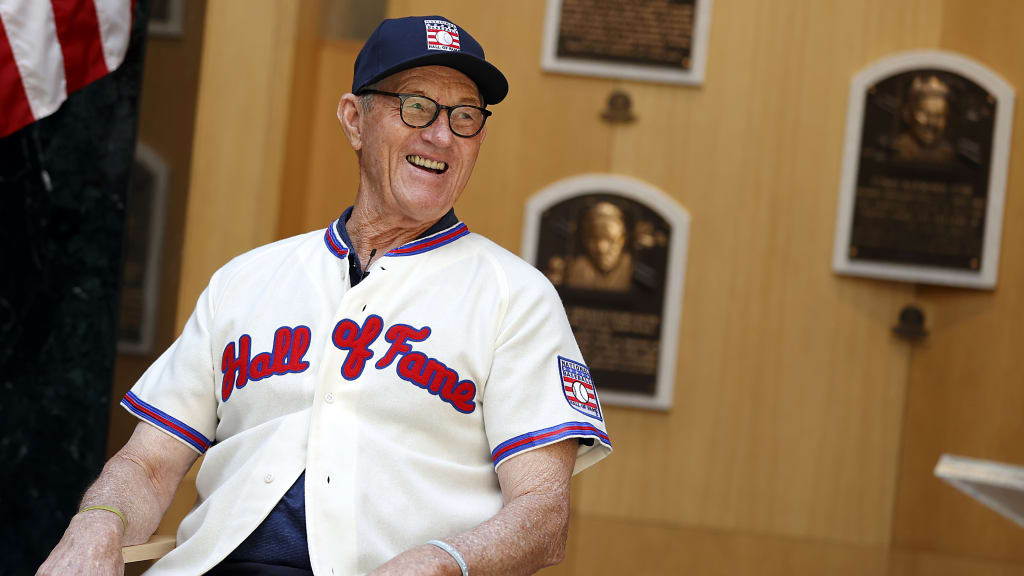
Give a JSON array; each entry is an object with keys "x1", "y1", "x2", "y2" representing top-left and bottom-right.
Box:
[{"x1": 39, "y1": 15, "x2": 611, "y2": 576}]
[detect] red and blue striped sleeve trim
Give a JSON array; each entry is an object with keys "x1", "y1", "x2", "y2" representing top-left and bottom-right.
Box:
[
  {"x1": 120, "y1": 391, "x2": 212, "y2": 453},
  {"x1": 491, "y1": 422, "x2": 611, "y2": 468},
  {"x1": 386, "y1": 223, "x2": 469, "y2": 257},
  {"x1": 324, "y1": 220, "x2": 350, "y2": 259}
]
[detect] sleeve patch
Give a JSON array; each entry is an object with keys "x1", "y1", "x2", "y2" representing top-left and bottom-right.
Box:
[
  {"x1": 558, "y1": 356, "x2": 602, "y2": 421},
  {"x1": 491, "y1": 421, "x2": 611, "y2": 467},
  {"x1": 121, "y1": 391, "x2": 212, "y2": 453}
]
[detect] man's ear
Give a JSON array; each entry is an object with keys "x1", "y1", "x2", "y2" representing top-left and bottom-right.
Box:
[{"x1": 337, "y1": 93, "x2": 363, "y2": 151}]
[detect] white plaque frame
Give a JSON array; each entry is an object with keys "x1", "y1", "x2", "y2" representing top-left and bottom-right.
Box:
[
  {"x1": 541, "y1": 0, "x2": 713, "y2": 86},
  {"x1": 522, "y1": 174, "x2": 690, "y2": 411},
  {"x1": 118, "y1": 142, "x2": 168, "y2": 355},
  {"x1": 832, "y1": 50, "x2": 1015, "y2": 290},
  {"x1": 935, "y1": 454, "x2": 1024, "y2": 528}
]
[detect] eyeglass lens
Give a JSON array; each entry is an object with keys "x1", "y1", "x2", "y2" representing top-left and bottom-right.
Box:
[{"x1": 401, "y1": 95, "x2": 485, "y2": 137}]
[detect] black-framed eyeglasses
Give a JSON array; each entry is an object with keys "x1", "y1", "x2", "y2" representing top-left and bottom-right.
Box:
[{"x1": 359, "y1": 89, "x2": 491, "y2": 138}]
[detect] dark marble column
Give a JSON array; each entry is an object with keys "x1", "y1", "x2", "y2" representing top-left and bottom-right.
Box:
[{"x1": 0, "y1": 2, "x2": 149, "y2": 573}]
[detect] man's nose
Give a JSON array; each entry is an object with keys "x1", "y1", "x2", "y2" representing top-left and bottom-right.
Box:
[{"x1": 421, "y1": 111, "x2": 454, "y2": 146}]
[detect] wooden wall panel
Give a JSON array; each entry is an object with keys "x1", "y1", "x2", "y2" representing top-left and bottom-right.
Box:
[
  {"x1": 295, "y1": 39, "x2": 364, "y2": 233},
  {"x1": 176, "y1": 0, "x2": 313, "y2": 324},
  {"x1": 891, "y1": 0, "x2": 1024, "y2": 564},
  {"x1": 275, "y1": 0, "x2": 326, "y2": 239},
  {"x1": 574, "y1": 0, "x2": 943, "y2": 545}
]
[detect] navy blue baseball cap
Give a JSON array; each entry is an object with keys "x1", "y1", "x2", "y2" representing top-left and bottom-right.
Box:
[{"x1": 352, "y1": 16, "x2": 508, "y2": 105}]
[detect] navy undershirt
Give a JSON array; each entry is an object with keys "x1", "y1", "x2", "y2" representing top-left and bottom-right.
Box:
[{"x1": 217, "y1": 207, "x2": 458, "y2": 571}]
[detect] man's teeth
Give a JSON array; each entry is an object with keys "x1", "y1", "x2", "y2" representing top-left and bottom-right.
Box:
[{"x1": 407, "y1": 155, "x2": 447, "y2": 172}]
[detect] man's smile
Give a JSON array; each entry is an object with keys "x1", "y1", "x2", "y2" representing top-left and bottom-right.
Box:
[{"x1": 406, "y1": 154, "x2": 448, "y2": 174}]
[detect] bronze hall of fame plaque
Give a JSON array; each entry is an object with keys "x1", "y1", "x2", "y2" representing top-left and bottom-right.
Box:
[
  {"x1": 522, "y1": 175, "x2": 690, "y2": 411},
  {"x1": 541, "y1": 0, "x2": 713, "y2": 86},
  {"x1": 833, "y1": 51, "x2": 1015, "y2": 289}
]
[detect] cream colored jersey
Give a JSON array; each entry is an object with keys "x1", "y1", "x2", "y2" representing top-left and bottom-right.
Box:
[{"x1": 121, "y1": 217, "x2": 612, "y2": 575}]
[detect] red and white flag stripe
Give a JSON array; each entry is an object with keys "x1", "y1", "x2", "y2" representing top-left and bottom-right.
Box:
[{"x1": 0, "y1": 0, "x2": 132, "y2": 138}]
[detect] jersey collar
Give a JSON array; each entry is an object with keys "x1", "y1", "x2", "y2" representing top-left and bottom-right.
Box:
[
  {"x1": 323, "y1": 216, "x2": 350, "y2": 259},
  {"x1": 385, "y1": 221, "x2": 469, "y2": 257},
  {"x1": 323, "y1": 206, "x2": 468, "y2": 262}
]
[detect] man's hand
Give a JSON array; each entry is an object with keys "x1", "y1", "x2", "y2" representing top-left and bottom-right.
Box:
[
  {"x1": 36, "y1": 422, "x2": 199, "y2": 575},
  {"x1": 36, "y1": 511, "x2": 125, "y2": 576}
]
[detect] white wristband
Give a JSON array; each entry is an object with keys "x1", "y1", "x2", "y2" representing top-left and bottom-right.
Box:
[{"x1": 427, "y1": 539, "x2": 468, "y2": 576}]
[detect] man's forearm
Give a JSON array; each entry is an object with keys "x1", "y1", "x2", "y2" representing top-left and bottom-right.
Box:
[
  {"x1": 38, "y1": 423, "x2": 199, "y2": 575},
  {"x1": 83, "y1": 422, "x2": 199, "y2": 545},
  {"x1": 374, "y1": 490, "x2": 569, "y2": 576},
  {"x1": 448, "y1": 487, "x2": 570, "y2": 574},
  {"x1": 77, "y1": 447, "x2": 179, "y2": 545}
]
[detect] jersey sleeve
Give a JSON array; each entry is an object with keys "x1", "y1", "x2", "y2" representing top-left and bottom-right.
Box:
[
  {"x1": 119, "y1": 282, "x2": 219, "y2": 454},
  {"x1": 482, "y1": 268, "x2": 612, "y2": 474}
]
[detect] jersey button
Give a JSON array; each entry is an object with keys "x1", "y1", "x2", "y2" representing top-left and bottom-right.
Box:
[
  {"x1": 324, "y1": 392, "x2": 335, "y2": 404},
  {"x1": 263, "y1": 473, "x2": 274, "y2": 484}
]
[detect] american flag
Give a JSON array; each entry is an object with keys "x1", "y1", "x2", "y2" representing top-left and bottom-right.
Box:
[{"x1": 0, "y1": 0, "x2": 134, "y2": 138}]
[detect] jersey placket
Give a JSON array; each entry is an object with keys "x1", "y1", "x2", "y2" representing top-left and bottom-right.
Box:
[{"x1": 305, "y1": 249, "x2": 396, "y2": 575}]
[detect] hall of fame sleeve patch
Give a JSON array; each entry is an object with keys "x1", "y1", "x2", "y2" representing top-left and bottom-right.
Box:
[{"x1": 558, "y1": 356, "x2": 602, "y2": 421}]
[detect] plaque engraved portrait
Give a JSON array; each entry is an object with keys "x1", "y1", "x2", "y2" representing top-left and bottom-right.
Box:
[
  {"x1": 563, "y1": 201, "x2": 635, "y2": 291},
  {"x1": 833, "y1": 51, "x2": 1015, "y2": 289},
  {"x1": 541, "y1": 0, "x2": 713, "y2": 86},
  {"x1": 524, "y1": 175, "x2": 690, "y2": 410},
  {"x1": 891, "y1": 75, "x2": 956, "y2": 164}
]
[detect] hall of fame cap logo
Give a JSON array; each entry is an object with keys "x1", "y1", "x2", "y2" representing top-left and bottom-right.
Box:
[
  {"x1": 425, "y1": 19, "x2": 460, "y2": 52},
  {"x1": 558, "y1": 356, "x2": 602, "y2": 421}
]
